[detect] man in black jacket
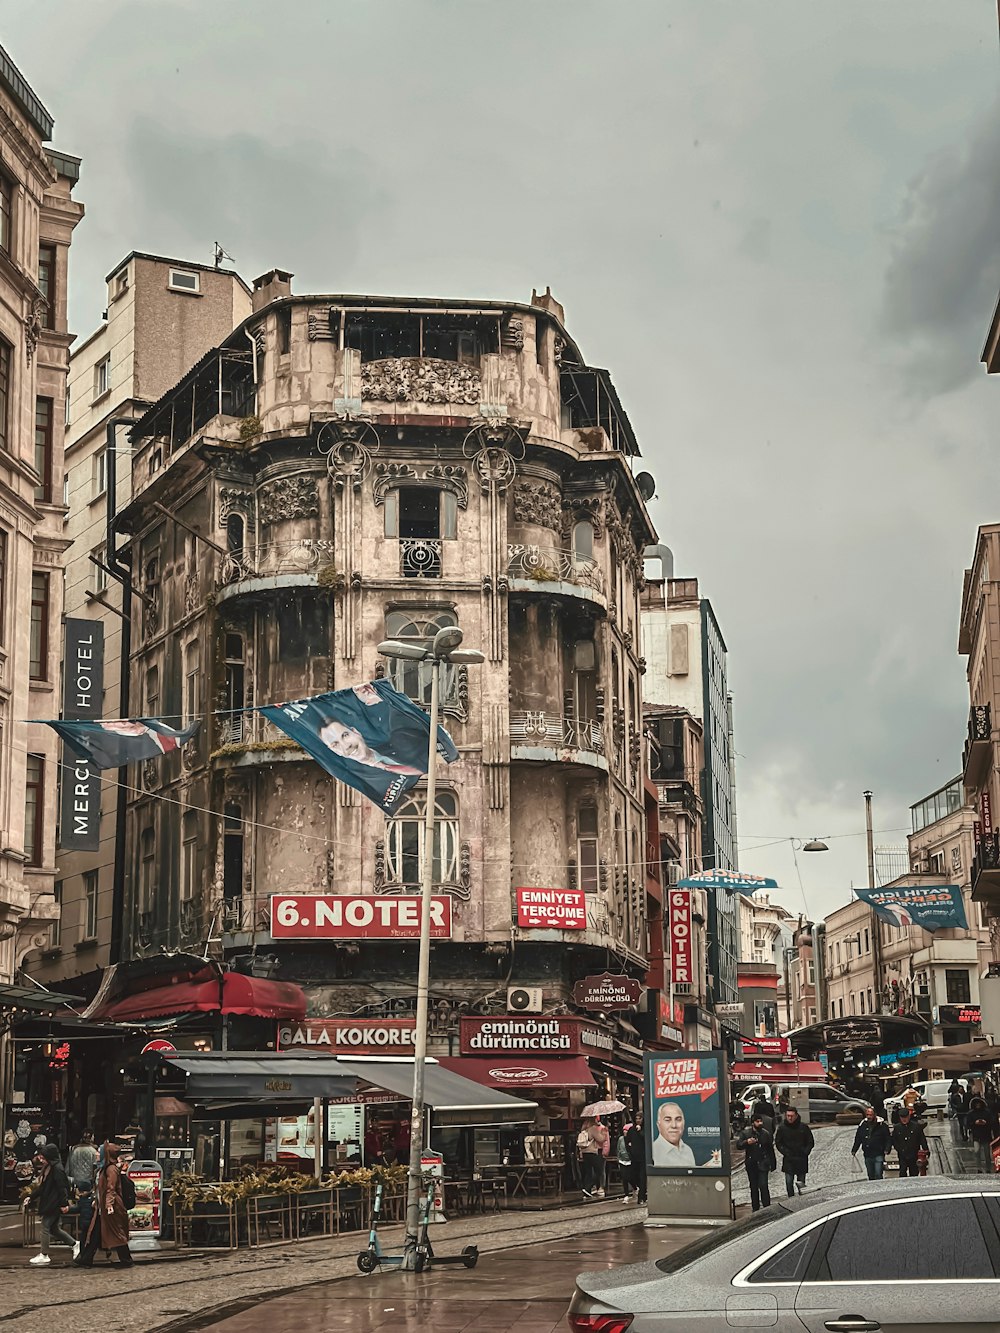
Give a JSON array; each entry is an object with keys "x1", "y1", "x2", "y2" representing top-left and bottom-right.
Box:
[
  {"x1": 890, "y1": 1106, "x2": 928, "y2": 1177},
  {"x1": 775, "y1": 1108, "x2": 815, "y2": 1197},
  {"x1": 851, "y1": 1107, "x2": 892, "y2": 1180},
  {"x1": 737, "y1": 1114, "x2": 777, "y2": 1211},
  {"x1": 23, "y1": 1143, "x2": 74, "y2": 1265}
]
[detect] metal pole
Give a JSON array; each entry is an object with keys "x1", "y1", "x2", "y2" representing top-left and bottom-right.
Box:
[
  {"x1": 783, "y1": 947, "x2": 792, "y2": 1032},
  {"x1": 402, "y1": 654, "x2": 441, "y2": 1267},
  {"x1": 313, "y1": 1097, "x2": 322, "y2": 1182},
  {"x1": 864, "y1": 790, "x2": 883, "y2": 1013}
]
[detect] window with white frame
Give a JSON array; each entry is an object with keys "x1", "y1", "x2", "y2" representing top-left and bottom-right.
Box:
[
  {"x1": 84, "y1": 869, "x2": 99, "y2": 939},
  {"x1": 386, "y1": 789, "x2": 459, "y2": 888},
  {"x1": 168, "y1": 268, "x2": 200, "y2": 293},
  {"x1": 91, "y1": 544, "x2": 107, "y2": 594},
  {"x1": 181, "y1": 810, "x2": 198, "y2": 900},
  {"x1": 94, "y1": 355, "x2": 110, "y2": 399},
  {"x1": 383, "y1": 609, "x2": 460, "y2": 708},
  {"x1": 94, "y1": 447, "x2": 107, "y2": 498}
]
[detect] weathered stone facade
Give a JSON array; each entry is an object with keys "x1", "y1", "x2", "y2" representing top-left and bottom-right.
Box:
[
  {"x1": 117, "y1": 286, "x2": 657, "y2": 1040},
  {"x1": 0, "y1": 48, "x2": 82, "y2": 1006}
]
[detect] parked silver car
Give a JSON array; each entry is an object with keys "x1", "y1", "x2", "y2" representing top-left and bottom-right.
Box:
[{"x1": 568, "y1": 1178, "x2": 1000, "y2": 1330}]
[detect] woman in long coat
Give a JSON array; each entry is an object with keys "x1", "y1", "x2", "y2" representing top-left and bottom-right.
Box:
[{"x1": 73, "y1": 1142, "x2": 133, "y2": 1267}]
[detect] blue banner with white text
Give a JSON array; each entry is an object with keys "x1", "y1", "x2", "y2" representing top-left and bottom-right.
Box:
[{"x1": 854, "y1": 884, "x2": 967, "y2": 932}]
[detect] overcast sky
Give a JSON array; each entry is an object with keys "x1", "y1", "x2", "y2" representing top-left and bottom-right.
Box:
[{"x1": 8, "y1": 1, "x2": 1000, "y2": 921}]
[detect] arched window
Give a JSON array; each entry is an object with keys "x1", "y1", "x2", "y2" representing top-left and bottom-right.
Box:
[
  {"x1": 226, "y1": 512, "x2": 245, "y2": 554},
  {"x1": 386, "y1": 789, "x2": 459, "y2": 888},
  {"x1": 572, "y1": 519, "x2": 594, "y2": 562},
  {"x1": 384, "y1": 609, "x2": 459, "y2": 708}
]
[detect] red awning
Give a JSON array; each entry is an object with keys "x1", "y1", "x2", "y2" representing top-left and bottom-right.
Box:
[
  {"x1": 92, "y1": 973, "x2": 306, "y2": 1023},
  {"x1": 437, "y1": 1055, "x2": 596, "y2": 1091},
  {"x1": 731, "y1": 1060, "x2": 827, "y2": 1083}
]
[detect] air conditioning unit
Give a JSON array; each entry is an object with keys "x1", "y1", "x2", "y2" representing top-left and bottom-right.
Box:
[
  {"x1": 666, "y1": 862, "x2": 681, "y2": 886},
  {"x1": 507, "y1": 986, "x2": 543, "y2": 1013}
]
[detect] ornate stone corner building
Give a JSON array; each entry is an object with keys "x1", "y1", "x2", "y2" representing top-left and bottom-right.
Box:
[{"x1": 117, "y1": 277, "x2": 657, "y2": 1083}]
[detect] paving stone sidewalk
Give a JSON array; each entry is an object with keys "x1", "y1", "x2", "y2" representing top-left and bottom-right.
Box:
[{"x1": 0, "y1": 1194, "x2": 658, "y2": 1333}]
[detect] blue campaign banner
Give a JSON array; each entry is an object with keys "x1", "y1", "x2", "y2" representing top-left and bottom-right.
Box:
[
  {"x1": 260, "y1": 679, "x2": 458, "y2": 813},
  {"x1": 644, "y1": 1050, "x2": 730, "y2": 1177},
  {"x1": 854, "y1": 884, "x2": 967, "y2": 932},
  {"x1": 45, "y1": 718, "x2": 200, "y2": 770}
]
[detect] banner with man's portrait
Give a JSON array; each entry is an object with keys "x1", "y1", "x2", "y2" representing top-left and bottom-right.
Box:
[{"x1": 644, "y1": 1050, "x2": 729, "y2": 1177}]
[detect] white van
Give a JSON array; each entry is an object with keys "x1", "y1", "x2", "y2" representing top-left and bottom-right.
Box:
[
  {"x1": 884, "y1": 1077, "x2": 967, "y2": 1115},
  {"x1": 738, "y1": 1081, "x2": 870, "y2": 1123}
]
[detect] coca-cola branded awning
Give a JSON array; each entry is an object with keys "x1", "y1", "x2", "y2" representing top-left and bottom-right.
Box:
[{"x1": 437, "y1": 1055, "x2": 597, "y2": 1091}]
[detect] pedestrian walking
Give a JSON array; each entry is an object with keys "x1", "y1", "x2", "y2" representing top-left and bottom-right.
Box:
[
  {"x1": 968, "y1": 1095, "x2": 997, "y2": 1174},
  {"x1": 73, "y1": 1142, "x2": 133, "y2": 1268},
  {"x1": 774, "y1": 1107, "x2": 814, "y2": 1197},
  {"x1": 949, "y1": 1080, "x2": 969, "y2": 1142},
  {"x1": 890, "y1": 1106, "x2": 928, "y2": 1178},
  {"x1": 736, "y1": 1114, "x2": 776, "y2": 1212},
  {"x1": 577, "y1": 1116, "x2": 609, "y2": 1200},
  {"x1": 617, "y1": 1123, "x2": 636, "y2": 1203},
  {"x1": 750, "y1": 1093, "x2": 775, "y2": 1135},
  {"x1": 623, "y1": 1114, "x2": 646, "y2": 1205},
  {"x1": 851, "y1": 1106, "x2": 892, "y2": 1181},
  {"x1": 22, "y1": 1143, "x2": 75, "y2": 1265},
  {"x1": 65, "y1": 1130, "x2": 99, "y2": 1193}
]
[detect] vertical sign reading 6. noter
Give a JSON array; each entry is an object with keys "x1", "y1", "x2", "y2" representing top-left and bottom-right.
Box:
[
  {"x1": 59, "y1": 620, "x2": 104, "y2": 850},
  {"x1": 668, "y1": 889, "x2": 693, "y2": 987}
]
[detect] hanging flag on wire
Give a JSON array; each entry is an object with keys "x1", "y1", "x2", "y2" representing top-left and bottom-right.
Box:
[
  {"x1": 42, "y1": 718, "x2": 201, "y2": 769},
  {"x1": 260, "y1": 679, "x2": 458, "y2": 813}
]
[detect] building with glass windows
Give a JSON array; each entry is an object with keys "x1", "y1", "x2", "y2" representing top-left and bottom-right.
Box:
[{"x1": 50, "y1": 274, "x2": 658, "y2": 1094}]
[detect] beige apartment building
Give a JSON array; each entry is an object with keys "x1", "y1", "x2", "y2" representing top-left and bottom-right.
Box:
[
  {"x1": 26, "y1": 254, "x2": 250, "y2": 994},
  {"x1": 959, "y1": 523, "x2": 1000, "y2": 963},
  {"x1": 0, "y1": 47, "x2": 82, "y2": 1005},
  {"x1": 820, "y1": 777, "x2": 987, "y2": 1046}
]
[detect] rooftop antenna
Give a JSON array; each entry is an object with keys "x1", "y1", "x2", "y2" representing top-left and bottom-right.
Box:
[{"x1": 213, "y1": 242, "x2": 235, "y2": 271}]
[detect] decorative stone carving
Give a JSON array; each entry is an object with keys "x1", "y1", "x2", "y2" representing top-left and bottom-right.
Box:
[
  {"x1": 374, "y1": 660, "x2": 386, "y2": 680},
  {"x1": 501, "y1": 316, "x2": 525, "y2": 351},
  {"x1": 562, "y1": 495, "x2": 605, "y2": 539},
  {"x1": 442, "y1": 665, "x2": 469, "y2": 724},
  {"x1": 460, "y1": 842, "x2": 471, "y2": 895},
  {"x1": 361, "y1": 356, "x2": 482, "y2": 405},
  {"x1": 374, "y1": 839, "x2": 386, "y2": 890},
  {"x1": 372, "y1": 462, "x2": 468, "y2": 509},
  {"x1": 318, "y1": 419, "x2": 379, "y2": 492},
  {"x1": 184, "y1": 573, "x2": 199, "y2": 616},
  {"x1": 220, "y1": 487, "x2": 253, "y2": 520},
  {"x1": 258, "y1": 475, "x2": 320, "y2": 525},
  {"x1": 553, "y1": 334, "x2": 567, "y2": 365},
  {"x1": 307, "y1": 307, "x2": 337, "y2": 340},
  {"x1": 24, "y1": 298, "x2": 46, "y2": 366},
  {"x1": 473, "y1": 446, "x2": 515, "y2": 493},
  {"x1": 513, "y1": 480, "x2": 561, "y2": 531}
]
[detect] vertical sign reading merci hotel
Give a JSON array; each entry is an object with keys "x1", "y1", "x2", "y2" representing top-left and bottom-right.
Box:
[{"x1": 59, "y1": 620, "x2": 104, "y2": 851}]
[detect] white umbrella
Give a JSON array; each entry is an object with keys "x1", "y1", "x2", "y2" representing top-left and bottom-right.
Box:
[{"x1": 582, "y1": 1099, "x2": 627, "y2": 1118}]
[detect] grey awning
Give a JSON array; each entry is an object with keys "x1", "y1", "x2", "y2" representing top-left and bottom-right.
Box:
[
  {"x1": 332, "y1": 1057, "x2": 537, "y2": 1128},
  {"x1": 164, "y1": 1054, "x2": 357, "y2": 1102}
]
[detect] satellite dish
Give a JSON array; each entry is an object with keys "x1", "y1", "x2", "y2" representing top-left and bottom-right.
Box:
[{"x1": 635, "y1": 472, "x2": 656, "y2": 501}]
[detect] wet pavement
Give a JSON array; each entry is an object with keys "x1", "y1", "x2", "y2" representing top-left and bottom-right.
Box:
[{"x1": 190, "y1": 1222, "x2": 703, "y2": 1333}]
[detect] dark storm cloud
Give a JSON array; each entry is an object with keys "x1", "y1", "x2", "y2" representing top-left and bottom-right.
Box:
[{"x1": 882, "y1": 98, "x2": 1000, "y2": 395}]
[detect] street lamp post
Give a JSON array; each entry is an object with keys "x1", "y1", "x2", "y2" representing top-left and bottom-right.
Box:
[{"x1": 376, "y1": 626, "x2": 484, "y2": 1270}]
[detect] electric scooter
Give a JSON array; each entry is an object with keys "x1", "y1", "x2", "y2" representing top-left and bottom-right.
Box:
[{"x1": 357, "y1": 1178, "x2": 478, "y2": 1273}]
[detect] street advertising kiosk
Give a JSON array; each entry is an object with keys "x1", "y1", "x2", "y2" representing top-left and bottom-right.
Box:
[{"x1": 644, "y1": 1049, "x2": 732, "y2": 1227}]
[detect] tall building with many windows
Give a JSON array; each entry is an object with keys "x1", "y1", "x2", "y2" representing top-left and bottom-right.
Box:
[
  {"x1": 0, "y1": 46, "x2": 82, "y2": 1008},
  {"x1": 641, "y1": 568, "x2": 741, "y2": 1003},
  {"x1": 51, "y1": 277, "x2": 657, "y2": 1131},
  {"x1": 27, "y1": 253, "x2": 250, "y2": 996}
]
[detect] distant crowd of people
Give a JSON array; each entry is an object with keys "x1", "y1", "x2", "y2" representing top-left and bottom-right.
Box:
[{"x1": 20, "y1": 1130, "x2": 134, "y2": 1269}]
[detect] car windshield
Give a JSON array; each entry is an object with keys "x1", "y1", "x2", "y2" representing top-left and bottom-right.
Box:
[{"x1": 654, "y1": 1202, "x2": 796, "y2": 1274}]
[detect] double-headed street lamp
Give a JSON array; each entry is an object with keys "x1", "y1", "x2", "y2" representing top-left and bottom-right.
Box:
[{"x1": 376, "y1": 626, "x2": 484, "y2": 1270}]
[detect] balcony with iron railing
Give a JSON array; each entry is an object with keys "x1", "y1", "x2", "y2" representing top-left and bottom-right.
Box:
[
  {"x1": 506, "y1": 543, "x2": 605, "y2": 604},
  {"x1": 212, "y1": 711, "x2": 305, "y2": 766},
  {"x1": 972, "y1": 829, "x2": 1000, "y2": 903},
  {"x1": 216, "y1": 539, "x2": 339, "y2": 602},
  {"x1": 509, "y1": 709, "x2": 608, "y2": 772},
  {"x1": 963, "y1": 703, "x2": 992, "y2": 787},
  {"x1": 399, "y1": 537, "x2": 443, "y2": 579}
]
